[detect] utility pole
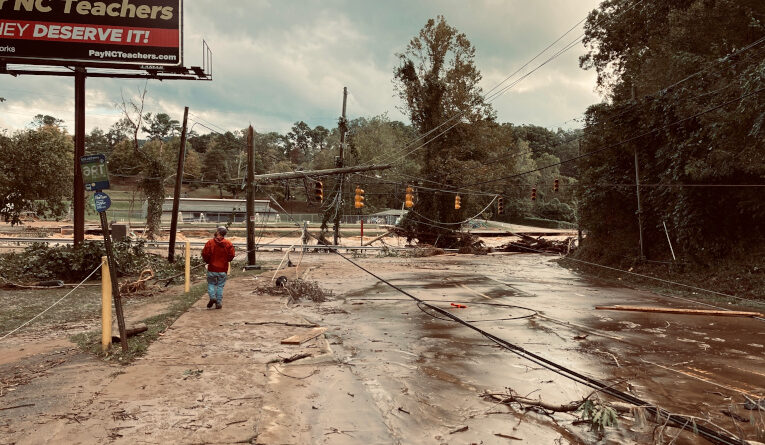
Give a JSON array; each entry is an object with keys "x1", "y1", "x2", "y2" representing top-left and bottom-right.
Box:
[
  {"x1": 632, "y1": 85, "x2": 645, "y2": 260},
  {"x1": 333, "y1": 87, "x2": 348, "y2": 245},
  {"x1": 168, "y1": 106, "x2": 189, "y2": 263},
  {"x1": 577, "y1": 140, "x2": 584, "y2": 248},
  {"x1": 73, "y1": 68, "x2": 86, "y2": 246},
  {"x1": 245, "y1": 125, "x2": 259, "y2": 269}
]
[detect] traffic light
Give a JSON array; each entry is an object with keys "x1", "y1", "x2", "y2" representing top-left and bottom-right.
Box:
[
  {"x1": 554, "y1": 178, "x2": 559, "y2": 192},
  {"x1": 454, "y1": 194, "x2": 461, "y2": 210},
  {"x1": 531, "y1": 188, "x2": 537, "y2": 201},
  {"x1": 354, "y1": 186, "x2": 365, "y2": 208},
  {"x1": 497, "y1": 196, "x2": 504, "y2": 215},
  {"x1": 315, "y1": 181, "x2": 323, "y2": 203},
  {"x1": 405, "y1": 186, "x2": 414, "y2": 208}
]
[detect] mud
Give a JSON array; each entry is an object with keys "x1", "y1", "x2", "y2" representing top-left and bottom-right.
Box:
[{"x1": 1, "y1": 251, "x2": 763, "y2": 444}]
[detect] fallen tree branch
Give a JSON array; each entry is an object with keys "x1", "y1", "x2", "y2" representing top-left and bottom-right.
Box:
[{"x1": 244, "y1": 321, "x2": 318, "y2": 328}]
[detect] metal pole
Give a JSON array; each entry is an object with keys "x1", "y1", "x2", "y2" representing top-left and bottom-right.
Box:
[
  {"x1": 99, "y1": 211, "x2": 128, "y2": 351},
  {"x1": 168, "y1": 106, "x2": 189, "y2": 262},
  {"x1": 74, "y1": 68, "x2": 86, "y2": 246},
  {"x1": 333, "y1": 87, "x2": 348, "y2": 245}
]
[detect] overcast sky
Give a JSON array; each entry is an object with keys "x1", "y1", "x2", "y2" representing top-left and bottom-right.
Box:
[{"x1": 0, "y1": 0, "x2": 605, "y2": 135}]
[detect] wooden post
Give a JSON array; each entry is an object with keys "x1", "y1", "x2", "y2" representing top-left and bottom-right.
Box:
[
  {"x1": 73, "y1": 68, "x2": 86, "y2": 246},
  {"x1": 99, "y1": 211, "x2": 128, "y2": 351},
  {"x1": 101, "y1": 256, "x2": 112, "y2": 352},
  {"x1": 184, "y1": 240, "x2": 191, "y2": 293},
  {"x1": 333, "y1": 87, "x2": 348, "y2": 245},
  {"x1": 168, "y1": 106, "x2": 189, "y2": 263}
]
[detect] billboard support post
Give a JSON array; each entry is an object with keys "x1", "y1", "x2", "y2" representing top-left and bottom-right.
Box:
[
  {"x1": 1, "y1": 0, "x2": 211, "y2": 246},
  {"x1": 74, "y1": 68, "x2": 86, "y2": 246}
]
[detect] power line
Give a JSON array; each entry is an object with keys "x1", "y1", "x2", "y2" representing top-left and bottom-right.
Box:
[
  {"x1": 465, "y1": 87, "x2": 765, "y2": 188},
  {"x1": 367, "y1": 35, "x2": 765, "y2": 195}
]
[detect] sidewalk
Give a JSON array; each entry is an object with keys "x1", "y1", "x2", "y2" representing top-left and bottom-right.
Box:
[{"x1": 1, "y1": 267, "x2": 344, "y2": 444}]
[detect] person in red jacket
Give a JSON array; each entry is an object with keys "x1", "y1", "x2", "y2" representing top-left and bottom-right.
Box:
[{"x1": 202, "y1": 226, "x2": 236, "y2": 309}]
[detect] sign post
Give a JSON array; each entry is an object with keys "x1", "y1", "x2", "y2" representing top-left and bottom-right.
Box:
[{"x1": 80, "y1": 155, "x2": 128, "y2": 352}]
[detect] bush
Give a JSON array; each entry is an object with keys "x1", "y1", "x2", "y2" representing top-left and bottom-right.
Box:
[{"x1": 0, "y1": 239, "x2": 202, "y2": 283}]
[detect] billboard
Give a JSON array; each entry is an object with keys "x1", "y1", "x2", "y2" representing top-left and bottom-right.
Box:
[{"x1": 0, "y1": 0, "x2": 182, "y2": 67}]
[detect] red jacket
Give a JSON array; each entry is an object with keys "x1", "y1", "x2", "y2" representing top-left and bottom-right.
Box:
[{"x1": 202, "y1": 238, "x2": 235, "y2": 273}]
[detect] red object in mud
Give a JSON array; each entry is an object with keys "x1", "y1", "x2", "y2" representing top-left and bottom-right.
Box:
[{"x1": 450, "y1": 303, "x2": 467, "y2": 308}]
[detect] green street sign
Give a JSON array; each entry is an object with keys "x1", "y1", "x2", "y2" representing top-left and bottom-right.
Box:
[{"x1": 80, "y1": 154, "x2": 110, "y2": 191}]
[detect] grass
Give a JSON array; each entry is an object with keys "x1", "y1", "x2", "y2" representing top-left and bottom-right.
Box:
[
  {"x1": 0, "y1": 286, "x2": 103, "y2": 336},
  {"x1": 71, "y1": 260, "x2": 263, "y2": 363},
  {"x1": 557, "y1": 255, "x2": 765, "y2": 310},
  {"x1": 71, "y1": 281, "x2": 208, "y2": 363}
]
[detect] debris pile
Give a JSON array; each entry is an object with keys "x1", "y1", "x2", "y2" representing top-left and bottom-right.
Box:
[
  {"x1": 253, "y1": 278, "x2": 333, "y2": 304},
  {"x1": 496, "y1": 233, "x2": 574, "y2": 254}
]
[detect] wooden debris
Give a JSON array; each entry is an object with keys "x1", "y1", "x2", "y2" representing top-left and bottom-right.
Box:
[
  {"x1": 120, "y1": 268, "x2": 155, "y2": 294},
  {"x1": 494, "y1": 433, "x2": 522, "y2": 441},
  {"x1": 0, "y1": 403, "x2": 35, "y2": 412},
  {"x1": 495, "y1": 232, "x2": 572, "y2": 254},
  {"x1": 282, "y1": 353, "x2": 312, "y2": 363},
  {"x1": 362, "y1": 229, "x2": 395, "y2": 246},
  {"x1": 244, "y1": 321, "x2": 318, "y2": 328},
  {"x1": 449, "y1": 426, "x2": 468, "y2": 434},
  {"x1": 280, "y1": 327, "x2": 327, "y2": 345},
  {"x1": 111, "y1": 323, "x2": 148, "y2": 342},
  {"x1": 595, "y1": 305, "x2": 763, "y2": 318}
]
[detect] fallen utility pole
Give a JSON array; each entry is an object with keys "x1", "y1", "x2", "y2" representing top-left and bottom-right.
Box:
[
  {"x1": 251, "y1": 164, "x2": 391, "y2": 183},
  {"x1": 596, "y1": 305, "x2": 763, "y2": 318}
]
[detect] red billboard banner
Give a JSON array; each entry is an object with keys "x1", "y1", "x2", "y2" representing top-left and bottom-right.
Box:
[{"x1": 0, "y1": 0, "x2": 182, "y2": 67}]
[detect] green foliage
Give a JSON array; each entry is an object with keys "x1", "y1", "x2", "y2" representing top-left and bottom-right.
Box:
[
  {"x1": 577, "y1": 400, "x2": 619, "y2": 432},
  {"x1": 0, "y1": 239, "x2": 203, "y2": 283},
  {"x1": 577, "y1": 0, "x2": 765, "y2": 262},
  {"x1": 0, "y1": 126, "x2": 74, "y2": 225},
  {"x1": 142, "y1": 112, "x2": 180, "y2": 140}
]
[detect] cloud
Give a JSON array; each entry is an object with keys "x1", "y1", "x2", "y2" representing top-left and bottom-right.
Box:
[{"x1": 0, "y1": 1, "x2": 604, "y2": 135}]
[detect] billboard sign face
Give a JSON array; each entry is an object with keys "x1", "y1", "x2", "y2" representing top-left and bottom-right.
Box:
[{"x1": 0, "y1": 0, "x2": 182, "y2": 67}]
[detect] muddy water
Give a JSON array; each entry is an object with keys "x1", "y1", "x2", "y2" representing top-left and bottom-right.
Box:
[{"x1": 290, "y1": 253, "x2": 764, "y2": 444}]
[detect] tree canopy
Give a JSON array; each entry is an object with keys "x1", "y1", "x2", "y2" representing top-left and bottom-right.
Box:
[{"x1": 577, "y1": 0, "x2": 765, "y2": 262}]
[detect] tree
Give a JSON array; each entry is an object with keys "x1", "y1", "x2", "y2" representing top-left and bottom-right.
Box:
[
  {"x1": 117, "y1": 88, "x2": 184, "y2": 239},
  {"x1": 577, "y1": 0, "x2": 765, "y2": 262},
  {"x1": 142, "y1": 112, "x2": 180, "y2": 140},
  {"x1": 85, "y1": 128, "x2": 112, "y2": 155},
  {"x1": 393, "y1": 16, "x2": 496, "y2": 244},
  {"x1": 31, "y1": 114, "x2": 65, "y2": 129},
  {"x1": 0, "y1": 126, "x2": 74, "y2": 225}
]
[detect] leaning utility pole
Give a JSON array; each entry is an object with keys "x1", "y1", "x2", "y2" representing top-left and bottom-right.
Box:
[
  {"x1": 168, "y1": 106, "x2": 189, "y2": 263},
  {"x1": 245, "y1": 126, "x2": 259, "y2": 269},
  {"x1": 632, "y1": 85, "x2": 645, "y2": 260},
  {"x1": 333, "y1": 87, "x2": 348, "y2": 245}
]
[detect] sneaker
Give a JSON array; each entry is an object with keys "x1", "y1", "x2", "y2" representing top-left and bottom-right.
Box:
[
  {"x1": 215, "y1": 302, "x2": 222, "y2": 309},
  {"x1": 207, "y1": 299, "x2": 215, "y2": 309}
]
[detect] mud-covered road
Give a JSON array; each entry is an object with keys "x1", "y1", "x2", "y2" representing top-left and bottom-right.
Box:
[{"x1": 1, "y1": 251, "x2": 763, "y2": 444}]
